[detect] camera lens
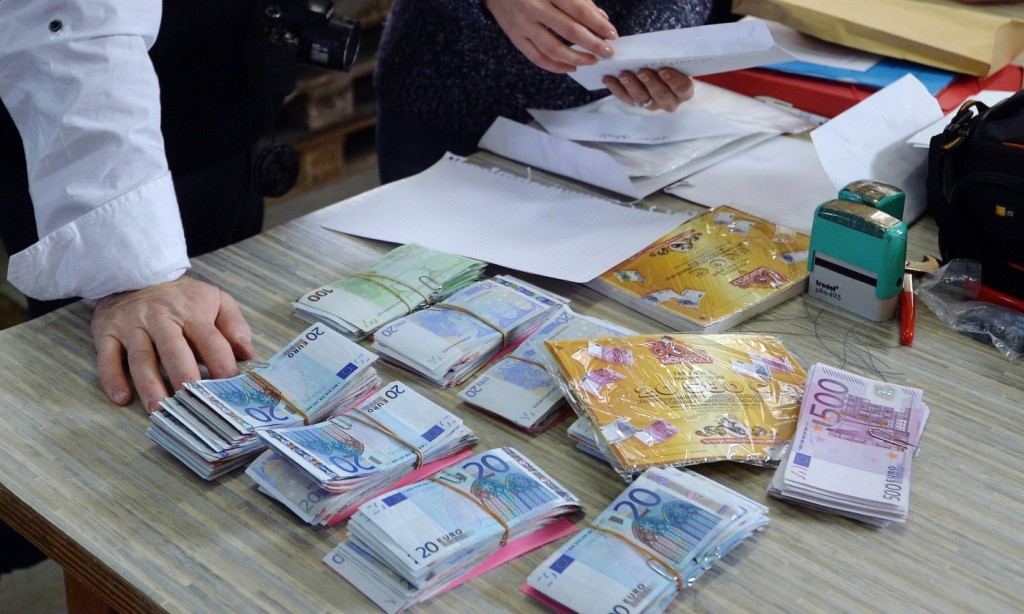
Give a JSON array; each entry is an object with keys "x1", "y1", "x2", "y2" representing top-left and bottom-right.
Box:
[{"x1": 301, "y1": 17, "x2": 361, "y2": 72}]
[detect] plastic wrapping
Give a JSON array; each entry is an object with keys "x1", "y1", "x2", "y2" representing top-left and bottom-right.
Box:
[
  {"x1": 916, "y1": 259, "x2": 1024, "y2": 360},
  {"x1": 543, "y1": 333, "x2": 807, "y2": 480}
]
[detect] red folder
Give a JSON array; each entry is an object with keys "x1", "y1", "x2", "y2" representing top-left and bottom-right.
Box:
[{"x1": 697, "y1": 65, "x2": 1023, "y2": 119}]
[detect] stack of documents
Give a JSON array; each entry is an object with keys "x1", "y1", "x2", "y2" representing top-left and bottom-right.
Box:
[
  {"x1": 457, "y1": 306, "x2": 634, "y2": 433},
  {"x1": 371, "y1": 275, "x2": 563, "y2": 388},
  {"x1": 147, "y1": 324, "x2": 380, "y2": 480},
  {"x1": 768, "y1": 363, "x2": 930, "y2": 526},
  {"x1": 293, "y1": 243, "x2": 486, "y2": 340},
  {"x1": 245, "y1": 381, "x2": 478, "y2": 525},
  {"x1": 524, "y1": 466, "x2": 769, "y2": 613},
  {"x1": 325, "y1": 447, "x2": 582, "y2": 613},
  {"x1": 481, "y1": 81, "x2": 814, "y2": 200},
  {"x1": 545, "y1": 333, "x2": 807, "y2": 479}
]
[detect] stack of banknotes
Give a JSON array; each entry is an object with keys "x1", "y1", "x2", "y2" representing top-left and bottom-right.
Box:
[
  {"x1": 768, "y1": 363, "x2": 930, "y2": 527},
  {"x1": 566, "y1": 417, "x2": 606, "y2": 461},
  {"x1": 147, "y1": 324, "x2": 381, "y2": 480},
  {"x1": 245, "y1": 381, "x2": 479, "y2": 525},
  {"x1": 293, "y1": 243, "x2": 486, "y2": 339},
  {"x1": 526, "y1": 466, "x2": 769, "y2": 613},
  {"x1": 458, "y1": 305, "x2": 635, "y2": 433},
  {"x1": 325, "y1": 447, "x2": 582, "y2": 613},
  {"x1": 371, "y1": 275, "x2": 564, "y2": 388}
]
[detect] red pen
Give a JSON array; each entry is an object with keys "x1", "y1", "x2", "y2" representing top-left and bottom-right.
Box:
[{"x1": 899, "y1": 273, "x2": 915, "y2": 346}]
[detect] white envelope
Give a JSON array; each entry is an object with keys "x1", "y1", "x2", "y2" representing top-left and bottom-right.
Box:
[
  {"x1": 479, "y1": 82, "x2": 815, "y2": 199},
  {"x1": 569, "y1": 19, "x2": 794, "y2": 90}
]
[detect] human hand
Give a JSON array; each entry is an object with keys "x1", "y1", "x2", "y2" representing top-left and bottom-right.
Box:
[
  {"x1": 484, "y1": 0, "x2": 618, "y2": 73},
  {"x1": 602, "y1": 68, "x2": 695, "y2": 112},
  {"x1": 90, "y1": 276, "x2": 254, "y2": 413}
]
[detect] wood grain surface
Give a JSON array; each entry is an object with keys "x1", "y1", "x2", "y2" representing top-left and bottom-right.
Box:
[{"x1": 1, "y1": 154, "x2": 1022, "y2": 613}]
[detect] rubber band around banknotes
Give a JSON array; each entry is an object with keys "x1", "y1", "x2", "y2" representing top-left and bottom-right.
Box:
[
  {"x1": 350, "y1": 273, "x2": 430, "y2": 313},
  {"x1": 246, "y1": 371, "x2": 312, "y2": 425},
  {"x1": 345, "y1": 410, "x2": 425, "y2": 469},
  {"x1": 589, "y1": 526, "x2": 684, "y2": 591},
  {"x1": 431, "y1": 303, "x2": 509, "y2": 347},
  {"x1": 501, "y1": 354, "x2": 547, "y2": 369},
  {"x1": 429, "y1": 477, "x2": 511, "y2": 547}
]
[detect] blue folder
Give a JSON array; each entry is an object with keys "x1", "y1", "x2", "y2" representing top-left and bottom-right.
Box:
[{"x1": 765, "y1": 57, "x2": 958, "y2": 95}]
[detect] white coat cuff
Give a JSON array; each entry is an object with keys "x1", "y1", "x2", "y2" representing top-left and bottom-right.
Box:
[{"x1": 8, "y1": 173, "x2": 190, "y2": 301}]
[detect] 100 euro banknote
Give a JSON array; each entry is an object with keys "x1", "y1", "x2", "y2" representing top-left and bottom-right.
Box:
[{"x1": 294, "y1": 244, "x2": 486, "y2": 338}]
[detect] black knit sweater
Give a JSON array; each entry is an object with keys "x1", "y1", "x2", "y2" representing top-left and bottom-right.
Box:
[{"x1": 374, "y1": 0, "x2": 713, "y2": 139}]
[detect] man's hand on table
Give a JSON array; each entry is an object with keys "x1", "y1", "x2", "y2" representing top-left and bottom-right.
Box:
[{"x1": 90, "y1": 276, "x2": 254, "y2": 413}]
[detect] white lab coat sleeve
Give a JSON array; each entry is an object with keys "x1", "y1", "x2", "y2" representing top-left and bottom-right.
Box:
[{"x1": 0, "y1": 0, "x2": 191, "y2": 300}]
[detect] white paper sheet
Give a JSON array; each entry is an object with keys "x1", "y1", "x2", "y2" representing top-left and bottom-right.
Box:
[
  {"x1": 665, "y1": 135, "x2": 834, "y2": 234},
  {"x1": 666, "y1": 76, "x2": 948, "y2": 232},
  {"x1": 810, "y1": 75, "x2": 944, "y2": 224},
  {"x1": 569, "y1": 19, "x2": 794, "y2": 90},
  {"x1": 315, "y1": 154, "x2": 691, "y2": 283}
]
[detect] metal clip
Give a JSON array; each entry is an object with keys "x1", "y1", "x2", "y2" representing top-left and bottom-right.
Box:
[{"x1": 868, "y1": 427, "x2": 914, "y2": 450}]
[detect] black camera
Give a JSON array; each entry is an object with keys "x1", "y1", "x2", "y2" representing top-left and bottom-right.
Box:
[
  {"x1": 252, "y1": 1, "x2": 362, "y2": 198},
  {"x1": 263, "y1": 0, "x2": 361, "y2": 73}
]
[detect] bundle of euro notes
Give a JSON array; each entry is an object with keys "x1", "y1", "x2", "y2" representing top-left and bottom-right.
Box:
[
  {"x1": 371, "y1": 275, "x2": 564, "y2": 388},
  {"x1": 525, "y1": 466, "x2": 769, "y2": 614},
  {"x1": 245, "y1": 381, "x2": 479, "y2": 525},
  {"x1": 147, "y1": 324, "x2": 380, "y2": 480},
  {"x1": 458, "y1": 305, "x2": 635, "y2": 433},
  {"x1": 293, "y1": 243, "x2": 486, "y2": 339},
  {"x1": 768, "y1": 363, "x2": 930, "y2": 527},
  {"x1": 324, "y1": 447, "x2": 582, "y2": 613},
  {"x1": 544, "y1": 333, "x2": 806, "y2": 479},
  {"x1": 566, "y1": 417, "x2": 605, "y2": 461}
]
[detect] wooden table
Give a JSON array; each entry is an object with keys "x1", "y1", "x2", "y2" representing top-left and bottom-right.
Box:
[{"x1": 2, "y1": 156, "x2": 1022, "y2": 613}]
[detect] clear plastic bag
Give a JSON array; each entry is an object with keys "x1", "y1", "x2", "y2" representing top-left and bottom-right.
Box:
[{"x1": 916, "y1": 259, "x2": 1024, "y2": 360}]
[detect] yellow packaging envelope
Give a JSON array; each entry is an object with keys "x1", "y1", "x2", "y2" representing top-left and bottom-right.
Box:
[
  {"x1": 733, "y1": 0, "x2": 1024, "y2": 76},
  {"x1": 545, "y1": 334, "x2": 806, "y2": 475}
]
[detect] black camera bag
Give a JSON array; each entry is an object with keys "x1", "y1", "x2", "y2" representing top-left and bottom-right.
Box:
[{"x1": 927, "y1": 89, "x2": 1024, "y2": 299}]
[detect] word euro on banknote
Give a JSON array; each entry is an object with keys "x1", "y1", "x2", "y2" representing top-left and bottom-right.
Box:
[
  {"x1": 527, "y1": 466, "x2": 769, "y2": 614},
  {"x1": 246, "y1": 381, "x2": 478, "y2": 525},
  {"x1": 769, "y1": 362, "x2": 930, "y2": 526},
  {"x1": 147, "y1": 323, "x2": 380, "y2": 480},
  {"x1": 325, "y1": 447, "x2": 581, "y2": 613},
  {"x1": 458, "y1": 305, "x2": 635, "y2": 433},
  {"x1": 294, "y1": 243, "x2": 486, "y2": 339},
  {"x1": 372, "y1": 275, "x2": 564, "y2": 388}
]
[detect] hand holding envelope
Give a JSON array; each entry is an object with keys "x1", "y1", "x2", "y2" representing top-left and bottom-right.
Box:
[{"x1": 569, "y1": 19, "x2": 795, "y2": 90}]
